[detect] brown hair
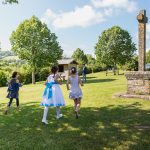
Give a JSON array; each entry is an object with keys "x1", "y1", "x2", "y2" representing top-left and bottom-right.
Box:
[
  {"x1": 51, "y1": 66, "x2": 58, "y2": 77},
  {"x1": 70, "y1": 67, "x2": 77, "y2": 74},
  {"x1": 12, "y1": 71, "x2": 18, "y2": 78}
]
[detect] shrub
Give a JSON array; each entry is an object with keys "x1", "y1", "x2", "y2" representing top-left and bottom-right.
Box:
[{"x1": 0, "y1": 71, "x2": 8, "y2": 87}]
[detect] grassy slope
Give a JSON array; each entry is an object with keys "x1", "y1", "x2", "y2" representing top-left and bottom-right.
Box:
[{"x1": 0, "y1": 72, "x2": 150, "y2": 150}]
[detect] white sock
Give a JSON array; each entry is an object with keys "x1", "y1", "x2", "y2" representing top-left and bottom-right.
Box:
[
  {"x1": 56, "y1": 106, "x2": 60, "y2": 116},
  {"x1": 42, "y1": 107, "x2": 49, "y2": 122}
]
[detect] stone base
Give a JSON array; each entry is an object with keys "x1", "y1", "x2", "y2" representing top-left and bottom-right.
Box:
[
  {"x1": 114, "y1": 93, "x2": 150, "y2": 100},
  {"x1": 125, "y1": 71, "x2": 150, "y2": 95}
]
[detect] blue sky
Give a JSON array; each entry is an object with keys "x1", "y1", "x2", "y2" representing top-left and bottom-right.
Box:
[{"x1": 0, "y1": 0, "x2": 150, "y2": 57}]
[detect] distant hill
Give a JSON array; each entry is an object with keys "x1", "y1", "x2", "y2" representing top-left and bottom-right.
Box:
[
  {"x1": 0, "y1": 51, "x2": 16, "y2": 59},
  {"x1": 2, "y1": 56, "x2": 19, "y2": 60}
]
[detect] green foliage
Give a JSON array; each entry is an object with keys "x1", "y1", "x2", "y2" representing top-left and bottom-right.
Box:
[
  {"x1": 125, "y1": 55, "x2": 138, "y2": 71},
  {"x1": 95, "y1": 26, "x2": 136, "y2": 68},
  {"x1": 0, "y1": 71, "x2": 8, "y2": 87},
  {"x1": 18, "y1": 65, "x2": 50, "y2": 84},
  {"x1": 10, "y1": 16, "x2": 63, "y2": 83},
  {"x1": 72, "y1": 48, "x2": 87, "y2": 65},
  {"x1": 146, "y1": 50, "x2": 150, "y2": 63},
  {"x1": 87, "y1": 54, "x2": 96, "y2": 73}
]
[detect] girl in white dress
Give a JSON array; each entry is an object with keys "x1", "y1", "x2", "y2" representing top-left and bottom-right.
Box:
[
  {"x1": 66, "y1": 67, "x2": 83, "y2": 119},
  {"x1": 41, "y1": 66, "x2": 65, "y2": 124}
]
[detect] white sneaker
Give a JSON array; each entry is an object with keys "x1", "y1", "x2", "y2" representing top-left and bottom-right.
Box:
[
  {"x1": 56, "y1": 114, "x2": 63, "y2": 119},
  {"x1": 59, "y1": 114, "x2": 63, "y2": 118},
  {"x1": 42, "y1": 120, "x2": 48, "y2": 125}
]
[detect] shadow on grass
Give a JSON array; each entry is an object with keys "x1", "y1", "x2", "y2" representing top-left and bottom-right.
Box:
[
  {"x1": 85, "y1": 76, "x2": 96, "y2": 79},
  {"x1": 85, "y1": 78, "x2": 117, "y2": 84},
  {"x1": 0, "y1": 102, "x2": 150, "y2": 150}
]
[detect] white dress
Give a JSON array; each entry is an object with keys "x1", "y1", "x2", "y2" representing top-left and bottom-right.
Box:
[
  {"x1": 41, "y1": 74, "x2": 66, "y2": 107},
  {"x1": 69, "y1": 75, "x2": 82, "y2": 100}
]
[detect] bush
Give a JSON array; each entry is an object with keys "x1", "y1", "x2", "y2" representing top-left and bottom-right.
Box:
[
  {"x1": 19, "y1": 72, "x2": 32, "y2": 84},
  {"x1": 35, "y1": 68, "x2": 50, "y2": 82},
  {"x1": 19, "y1": 66, "x2": 50, "y2": 84},
  {"x1": 0, "y1": 71, "x2": 8, "y2": 87}
]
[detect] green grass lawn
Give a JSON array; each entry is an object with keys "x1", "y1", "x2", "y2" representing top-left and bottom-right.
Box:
[{"x1": 0, "y1": 72, "x2": 150, "y2": 150}]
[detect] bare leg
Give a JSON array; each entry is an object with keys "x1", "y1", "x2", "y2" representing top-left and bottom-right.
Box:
[
  {"x1": 76, "y1": 99, "x2": 81, "y2": 112},
  {"x1": 74, "y1": 99, "x2": 77, "y2": 111}
]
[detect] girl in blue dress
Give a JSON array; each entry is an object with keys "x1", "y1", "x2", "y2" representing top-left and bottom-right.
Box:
[
  {"x1": 4, "y1": 71, "x2": 22, "y2": 114},
  {"x1": 41, "y1": 66, "x2": 65, "y2": 124}
]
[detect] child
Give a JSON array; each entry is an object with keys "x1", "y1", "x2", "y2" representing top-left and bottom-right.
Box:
[
  {"x1": 41, "y1": 66, "x2": 65, "y2": 124},
  {"x1": 4, "y1": 71, "x2": 22, "y2": 114},
  {"x1": 66, "y1": 67, "x2": 83, "y2": 119}
]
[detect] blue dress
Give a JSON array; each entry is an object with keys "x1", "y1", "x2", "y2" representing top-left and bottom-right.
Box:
[{"x1": 7, "y1": 78, "x2": 22, "y2": 99}]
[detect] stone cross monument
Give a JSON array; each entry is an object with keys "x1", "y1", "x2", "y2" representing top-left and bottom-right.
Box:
[
  {"x1": 137, "y1": 10, "x2": 148, "y2": 71},
  {"x1": 124, "y1": 10, "x2": 150, "y2": 97}
]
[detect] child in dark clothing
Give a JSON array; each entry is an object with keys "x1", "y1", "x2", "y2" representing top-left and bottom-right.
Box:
[{"x1": 4, "y1": 71, "x2": 22, "y2": 114}]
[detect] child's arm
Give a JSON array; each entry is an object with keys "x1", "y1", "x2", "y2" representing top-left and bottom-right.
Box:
[
  {"x1": 16, "y1": 79, "x2": 23, "y2": 87},
  {"x1": 44, "y1": 79, "x2": 48, "y2": 85},
  {"x1": 79, "y1": 76, "x2": 84, "y2": 86},
  {"x1": 54, "y1": 74, "x2": 62, "y2": 85},
  {"x1": 66, "y1": 77, "x2": 70, "y2": 90}
]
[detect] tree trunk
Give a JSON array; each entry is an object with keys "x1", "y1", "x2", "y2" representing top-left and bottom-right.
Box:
[{"x1": 32, "y1": 68, "x2": 36, "y2": 84}]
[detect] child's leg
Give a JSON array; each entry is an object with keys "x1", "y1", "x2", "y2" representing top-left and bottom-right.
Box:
[
  {"x1": 4, "y1": 98, "x2": 13, "y2": 114},
  {"x1": 56, "y1": 106, "x2": 63, "y2": 118},
  {"x1": 42, "y1": 107, "x2": 49, "y2": 123},
  {"x1": 16, "y1": 98, "x2": 19, "y2": 107},
  {"x1": 7, "y1": 98, "x2": 13, "y2": 107},
  {"x1": 74, "y1": 99, "x2": 77, "y2": 111},
  {"x1": 76, "y1": 98, "x2": 81, "y2": 113}
]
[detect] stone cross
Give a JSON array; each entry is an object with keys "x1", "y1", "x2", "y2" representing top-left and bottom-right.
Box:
[{"x1": 137, "y1": 10, "x2": 148, "y2": 71}]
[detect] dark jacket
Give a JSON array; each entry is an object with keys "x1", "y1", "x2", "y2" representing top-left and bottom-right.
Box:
[
  {"x1": 7, "y1": 78, "x2": 22, "y2": 99},
  {"x1": 82, "y1": 67, "x2": 87, "y2": 74}
]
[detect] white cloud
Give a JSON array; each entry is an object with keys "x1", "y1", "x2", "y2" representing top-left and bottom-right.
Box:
[
  {"x1": 104, "y1": 8, "x2": 114, "y2": 16},
  {"x1": 91, "y1": 0, "x2": 137, "y2": 12},
  {"x1": 41, "y1": 9, "x2": 57, "y2": 24},
  {"x1": 41, "y1": 0, "x2": 138, "y2": 29},
  {"x1": 41, "y1": 5, "x2": 106, "y2": 29},
  {"x1": 53, "y1": 5, "x2": 106, "y2": 28}
]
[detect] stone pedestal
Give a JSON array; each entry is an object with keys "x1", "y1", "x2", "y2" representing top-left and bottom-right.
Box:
[{"x1": 125, "y1": 71, "x2": 150, "y2": 95}]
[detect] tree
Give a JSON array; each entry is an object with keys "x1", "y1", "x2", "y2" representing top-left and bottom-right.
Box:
[
  {"x1": 10, "y1": 16, "x2": 63, "y2": 84},
  {"x1": 86, "y1": 54, "x2": 96, "y2": 73},
  {"x1": 125, "y1": 55, "x2": 138, "y2": 71},
  {"x1": 2, "y1": 0, "x2": 18, "y2": 4},
  {"x1": 72, "y1": 48, "x2": 87, "y2": 65},
  {"x1": 95, "y1": 26, "x2": 136, "y2": 69},
  {"x1": 146, "y1": 50, "x2": 150, "y2": 63}
]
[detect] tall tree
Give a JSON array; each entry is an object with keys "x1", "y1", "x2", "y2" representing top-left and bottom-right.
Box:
[
  {"x1": 95, "y1": 26, "x2": 136, "y2": 68},
  {"x1": 72, "y1": 48, "x2": 87, "y2": 65},
  {"x1": 10, "y1": 16, "x2": 63, "y2": 84}
]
